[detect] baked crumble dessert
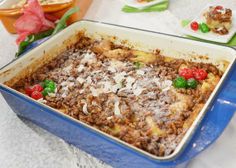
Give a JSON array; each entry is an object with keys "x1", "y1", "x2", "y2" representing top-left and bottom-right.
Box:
[
  {"x1": 204, "y1": 6, "x2": 232, "y2": 35},
  {"x1": 11, "y1": 33, "x2": 224, "y2": 157}
]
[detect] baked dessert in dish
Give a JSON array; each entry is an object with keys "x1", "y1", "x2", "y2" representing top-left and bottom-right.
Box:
[
  {"x1": 11, "y1": 32, "x2": 224, "y2": 157},
  {"x1": 204, "y1": 6, "x2": 232, "y2": 35}
]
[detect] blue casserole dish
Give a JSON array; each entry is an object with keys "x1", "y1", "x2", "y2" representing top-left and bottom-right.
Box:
[{"x1": 0, "y1": 20, "x2": 236, "y2": 168}]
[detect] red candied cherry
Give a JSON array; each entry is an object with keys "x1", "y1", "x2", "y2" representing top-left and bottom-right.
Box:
[
  {"x1": 190, "y1": 21, "x2": 199, "y2": 31},
  {"x1": 31, "y1": 91, "x2": 43, "y2": 100},
  {"x1": 25, "y1": 86, "x2": 33, "y2": 96},
  {"x1": 32, "y1": 84, "x2": 44, "y2": 92},
  {"x1": 179, "y1": 68, "x2": 194, "y2": 80},
  {"x1": 193, "y1": 69, "x2": 208, "y2": 80},
  {"x1": 215, "y1": 6, "x2": 223, "y2": 11}
]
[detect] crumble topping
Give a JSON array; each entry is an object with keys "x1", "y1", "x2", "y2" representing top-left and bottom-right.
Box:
[{"x1": 12, "y1": 35, "x2": 222, "y2": 157}]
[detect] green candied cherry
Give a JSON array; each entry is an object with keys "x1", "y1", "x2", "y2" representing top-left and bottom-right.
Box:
[
  {"x1": 42, "y1": 80, "x2": 56, "y2": 89},
  {"x1": 200, "y1": 23, "x2": 210, "y2": 33},
  {"x1": 42, "y1": 87, "x2": 55, "y2": 96},
  {"x1": 41, "y1": 79, "x2": 56, "y2": 96},
  {"x1": 187, "y1": 78, "x2": 198, "y2": 89},
  {"x1": 46, "y1": 82, "x2": 56, "y2": 91},
  {"x1": 173, "y1": 77, "x2": 187, "y2": 88},
  {"x1": 41, "y1": 80, "x2": 49, "y2": 88}
]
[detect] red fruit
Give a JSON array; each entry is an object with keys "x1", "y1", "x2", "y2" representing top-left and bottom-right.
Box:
[
  {"x1": 193, "y1": 69, "x2": 208, "y2": 80},
  {"x1": 31, "y1": 91, "x2": 43, "y2": 100},
  {"x1": 215, "y1": 6, "x2": 223, "y2": 11},
  {"x1": 32, "y1": 84, "x2": 44, "y2": 92},
  {"x1": 179, "y1": 68, "x2": 194, "y2": 80},
  {"x1": 190, "y1": 21, "x2": 199, "y2": 31},
  {"x1": 25, "y1": 87, "x2": 33, "y2": 96}
]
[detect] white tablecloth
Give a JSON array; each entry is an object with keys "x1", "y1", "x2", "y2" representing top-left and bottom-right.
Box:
[{"x1": 0, "y1": 0, "x2": 236, "y2": 168}]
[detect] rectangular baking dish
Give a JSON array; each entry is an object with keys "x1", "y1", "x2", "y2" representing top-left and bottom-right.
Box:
[{"x1": 0, "y1": 20, "x2": 236, "y2": 167}]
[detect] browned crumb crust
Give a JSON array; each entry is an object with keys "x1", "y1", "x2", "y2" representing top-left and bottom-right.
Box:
[
  {"x1": 205, "y1": 6, "x2": 232, "y2": 35},
  {"x1": 12, "y1": 35, "x2": 222, "y2": 157}
]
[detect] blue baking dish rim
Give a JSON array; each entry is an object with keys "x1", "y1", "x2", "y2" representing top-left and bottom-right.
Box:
[
  {"x1": 0, "y1": 86, "x2": 176, "y2": 166},
  {"x1": 1, "y1": 20, "x2": 236, "y2": 166}
]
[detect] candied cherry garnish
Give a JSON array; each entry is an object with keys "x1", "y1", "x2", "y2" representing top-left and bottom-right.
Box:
[
  {"x1": 187, "y1": 78, "x2": 198, "y2": 89},
  {"x1": 179, "y1": 68, "x2": 194, "y2": 80},
  {"x1": 25, "y1": 86, "x2": 33, "y2": 96},
  {"x1": 173, "y1": 77, "x2": 187, "y2": 88},
  {"x1": 31, "y1": 91, "x2": 43, "y2": 100},
  {"x1": 193, "y1": 69, "x2": 208, "y2": 80},
  {"x1": 32, "y1": 84, "x2": 44, "y2": 92},
  {"x1": 200, "y1": 23, "x2": 210, "y2": 33},
  {"x1": 190, "y1": 21, "x2": 199, "y2": 31},
  {"x1": 215, "y1": 6, "x2": 223, "y2": 11}
]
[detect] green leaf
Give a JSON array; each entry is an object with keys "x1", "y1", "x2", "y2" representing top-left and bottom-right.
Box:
[
  {"x1": 186, "y1": 35, "x2": 236, "y2": 47},
  {"x1": 52, "y1": 7, "x2": 80, "y2": 35},
  {"x1": 15, "y1": 41, "x2": 30, "y2": 57},
  {"x1": 16, "y1": 29, "x2": 54, "y2": 57},
  {"x1": 181, "y1": 19, "x2": 191, "y2": 27},
  {"x1": 28, "y1": 29, "x2": 53, "y2": 42},
  {"x1": 228, "y1": 34, "x2": 236, "y2": 46}
]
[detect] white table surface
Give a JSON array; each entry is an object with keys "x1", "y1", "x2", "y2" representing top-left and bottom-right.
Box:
[{"x1": 0, "y1": 0, "x2": 236, "y2": 168}]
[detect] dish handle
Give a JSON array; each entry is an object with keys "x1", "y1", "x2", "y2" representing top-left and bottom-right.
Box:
[
  {"x1": 218, "y1": 65, "x2": 236, "y2": 108},
  {"x1": 174, "y1": 65, "x2": 236, "y2": 165}
]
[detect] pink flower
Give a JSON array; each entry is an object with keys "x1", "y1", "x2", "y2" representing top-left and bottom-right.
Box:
[{"x1": 14, "y1": 0, "x2": 55, "y2": 44}]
